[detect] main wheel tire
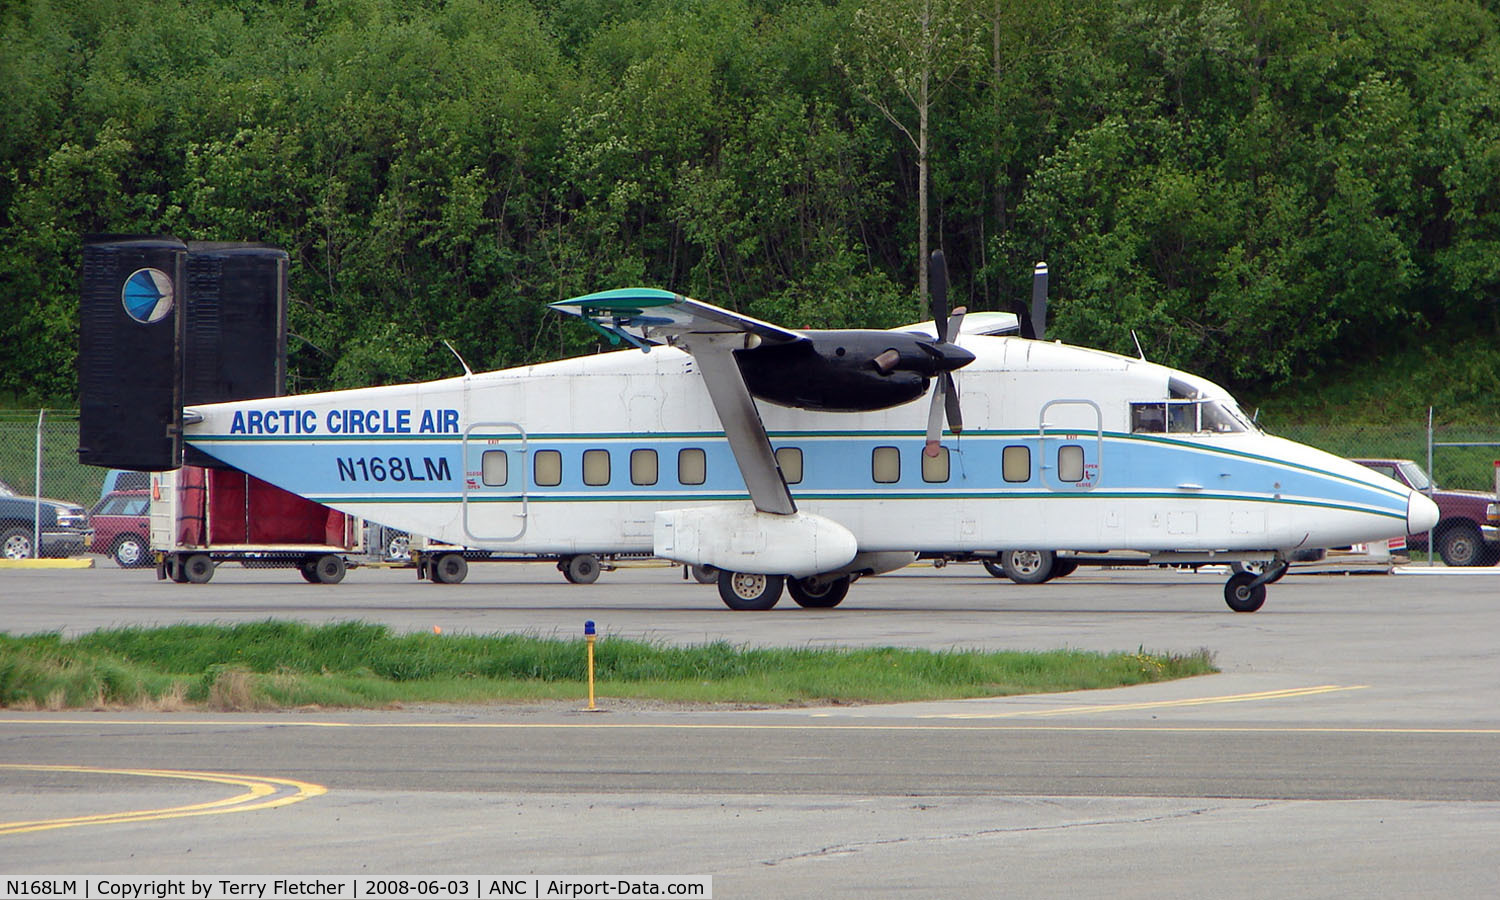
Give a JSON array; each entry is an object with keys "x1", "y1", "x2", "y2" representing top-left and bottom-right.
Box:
[
  {"x1": 716, "y1": 571, "x2": 784, "y2": 610},
  {"x1": 689, "y1": 564, "x2": 719, "y2": 584},
  {"x1": 432, "y1": 552, "x2": 468, "y2": 584},
  {"x1": 313, "y1": 554, "x2": 346, "y2": 584},
  {"x1": 1, "y1": 527, "x2": 36, "y2": 560},
  {"x1": 563, "y1": 554, "x2": 601, "y2": 584},
  {"x1": 787, "y1": 575, "x2": 850, "y2": 608},
  {"x1": 113, "y1": 534, "x2": 148, "y2": 568},
  {"x1": 1224, "y1": 572, "x2": 1267, "y2": 612},
  {"x1": 1437, "y1": 523, "x2": 1484, "y2": 567},
  {"x1": 980, "y1": 557, "x2": 1006, "y2": 578},
  {"x1": 1001, "y1": 549, "x2": 1057, "y2": 585},
  {"x1": 183, "y1": 553, "x2": 215, "y2": 584}
]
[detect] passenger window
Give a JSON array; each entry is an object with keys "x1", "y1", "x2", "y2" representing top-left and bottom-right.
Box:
[
  {"x1": 126, "y1": 499, "x2": 149, "y2": 515},
  {"x1": 776, "y1": 447, "x2": 803, "y2": 485},
  {"x1": 582, "y1": 449, "x2": 610, "y2": 486},
  {"x1": 1002, "y1": 446, "x2": 1031, "y2": 483},
  {"x1": 921, "y1": 447, "x2": 949, "y2": 483},
  {"x1": 631, "y1": 449, "x2": 658, "y2": 486},
  {"x1": 678, "y1": 448, "x2": 706, "y2": 486},
  {"x1": 534, "y1": 449, "x2": 562, "y2": 487},
  {"x1": 872, "y1": 446, "x2": 900, "y2": 484},
  {"x1": 1058, "y1": 445, "x2": 1085, "y2": 482},
  {"x1": 481, "y1": 450, "x2": 508, "y2": 486}
]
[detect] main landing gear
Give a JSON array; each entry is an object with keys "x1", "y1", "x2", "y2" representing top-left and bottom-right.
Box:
[{"x1": 714, "y1": 571, "x2": 854, "y2": 610}]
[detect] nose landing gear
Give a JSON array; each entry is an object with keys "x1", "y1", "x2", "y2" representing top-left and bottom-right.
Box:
[{"x1": 1223, "y1": 560, "x2": 1289, "y2": 612}]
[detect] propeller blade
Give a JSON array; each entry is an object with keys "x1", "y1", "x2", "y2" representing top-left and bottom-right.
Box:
[
  {"x1": 873, "y1": 348, "x2": 901, "y2": 375},
  {"x1": 946, "y1": 305, "x2": 967, "y2": 343},
  {"x1": 930, "y1": 250, "x2": 950, "y2": 343},
  {"x1": 924, "y1": 373, "x2": 947, "y2": 457},
  {"x1": 1031, "y1": 261, "x2": 1048, "y2": 341},
  {"x1": 943, "y1": 372, "x2": 962, "y2": 436},
  {"x1": 1011, "y1": 300, "x2": 1036, "y2": 340}
]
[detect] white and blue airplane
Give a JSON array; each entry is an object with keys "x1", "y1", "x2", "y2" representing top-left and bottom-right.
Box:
[{"x1": 179, "y1": 254, "x2": 1439, "y2": 611}]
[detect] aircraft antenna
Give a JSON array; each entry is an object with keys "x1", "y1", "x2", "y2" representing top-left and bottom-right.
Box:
[
  {"x1": 442, "y1": 340, "x2": 474, "y2": 377},
  {"x1": 1131, "y1": 330, "x2": 1146, "y2": 360}
]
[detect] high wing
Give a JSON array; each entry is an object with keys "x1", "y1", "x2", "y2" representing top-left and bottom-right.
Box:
[
  {"x1": 550, "y1": 276, "x2": 977, "y2": 515},
  {"x1": 551, "y1": 290, "x2": 803, "y2": 516},
  {"x1": 549, "y1": 288, "x2": 803, "y2": 349}
]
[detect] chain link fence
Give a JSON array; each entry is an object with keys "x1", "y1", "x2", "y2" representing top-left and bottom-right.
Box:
[
  {"x1": 0, "y1": 410, "x2": 108, "y2": 506},
  {"x1": 1270, "y1": 421, "x2": 1498, "y2": 493}
]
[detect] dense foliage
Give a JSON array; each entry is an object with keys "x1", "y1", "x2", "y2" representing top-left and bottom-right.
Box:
[{"x1": 3, "y1": 0, "x2": 1498, "y2": 403}]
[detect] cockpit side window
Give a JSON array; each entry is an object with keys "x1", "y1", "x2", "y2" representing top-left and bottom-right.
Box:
[
  {"x1": 1166, "y1": 402, "x2": 1197, "y2": 433},
  {"x1": 1132, "y1": 398, "x2": 1251, "y2": 434},
  {"x1": 1131, "y1": 403, "x2": 1166, "y2": 433}
]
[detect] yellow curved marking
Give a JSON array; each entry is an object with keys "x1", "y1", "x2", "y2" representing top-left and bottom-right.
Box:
[
  {"x1": 919, "y1": 684, "x2": 1370, "y2": 719},
  {"x1": 0, "y1": 765, "x2": 326, "y2": 835}
]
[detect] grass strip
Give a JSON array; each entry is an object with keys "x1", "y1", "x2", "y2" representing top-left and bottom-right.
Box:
[{"x1": 0, "y1": 621, "x2": 1217, "y2": 710}]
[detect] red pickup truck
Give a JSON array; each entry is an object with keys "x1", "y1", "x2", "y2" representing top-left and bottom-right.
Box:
[{"x1": 1352, "y1": 458, "x2": 1500, "y2": 567}]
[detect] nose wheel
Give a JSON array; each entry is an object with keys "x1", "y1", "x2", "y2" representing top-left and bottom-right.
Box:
[
  {"x1": 1223, "y1": 561, "x2": 1286, "y2": 612},
  {"x1": 1223, "y1": 573, "x2": 1265, "y2": 612}
]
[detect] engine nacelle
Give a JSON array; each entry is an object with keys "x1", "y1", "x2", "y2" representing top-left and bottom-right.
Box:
[{"x1": 735, "y1": 330, "x2": 971, "y2": 412}]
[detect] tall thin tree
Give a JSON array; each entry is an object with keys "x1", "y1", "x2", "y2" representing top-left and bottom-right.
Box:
[{"x1": 841, "y1": 0, "x2": 981, "y2": 317}]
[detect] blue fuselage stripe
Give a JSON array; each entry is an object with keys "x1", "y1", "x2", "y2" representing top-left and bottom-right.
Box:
[{"x1": 187, "y1": 431, "x2": 1408, "y2": 520}]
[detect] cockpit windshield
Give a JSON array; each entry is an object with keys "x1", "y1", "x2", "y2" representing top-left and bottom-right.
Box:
[{"x1": 1131, "y1": 378, "x2": 1258, "y2": 435}]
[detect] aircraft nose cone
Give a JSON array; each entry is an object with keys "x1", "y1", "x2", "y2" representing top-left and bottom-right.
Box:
[{"x1": 1408, "y1": 491, "x2": 1439, "y2": 535}]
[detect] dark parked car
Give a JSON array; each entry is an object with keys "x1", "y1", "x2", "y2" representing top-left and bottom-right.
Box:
[
  {"x1": 1352, "y1": 458, "x2": 1500, "y2": 566},
  {"x1": 0, "y1": 478, "x2": 91, "y2": 560},
  {"x1": 89, "y1": 489, "x2": 152, "y2": 567}
]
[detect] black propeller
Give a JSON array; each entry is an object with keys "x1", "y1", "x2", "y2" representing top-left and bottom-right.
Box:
[
  {"x1": 1010, "y1": 260, "x2": 1049, "y2": 340},
  {"x1": 925, "y1": 250, "x2": 966, "y2": 457}
]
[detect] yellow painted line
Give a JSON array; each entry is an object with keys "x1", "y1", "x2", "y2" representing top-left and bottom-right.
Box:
[
  {"x1": 0, "y1": 558, "x2": 94, "y2": 569},
  {"x1": 0, "y1": 764, "x2": 326, "y2": 835},
  {"x1": 916, "y1": 684, "x2": 1369, "y2": 719}
]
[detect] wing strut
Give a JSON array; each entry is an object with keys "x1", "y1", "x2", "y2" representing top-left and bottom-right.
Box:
[{"x1": 677, "y1": 334, "x2": 797, "y2": 516}]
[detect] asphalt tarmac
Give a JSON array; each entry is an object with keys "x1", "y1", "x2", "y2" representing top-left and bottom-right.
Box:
[{"x1": 1, "y1": 561, "x2": 1498, "y2": 898}]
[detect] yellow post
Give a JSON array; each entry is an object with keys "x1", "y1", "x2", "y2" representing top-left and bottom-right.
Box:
[{"x1": 584, "y1": 620, "x2": 597, "y2": 711}]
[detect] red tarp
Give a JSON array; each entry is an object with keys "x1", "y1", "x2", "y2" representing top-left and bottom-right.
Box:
[{"x1": 176, "y1": 465, "x2": 350, "y2": 548}]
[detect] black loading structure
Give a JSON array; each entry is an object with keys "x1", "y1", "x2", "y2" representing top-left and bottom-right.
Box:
[{"x1": 77, "y1": 236, "x2": 362, "y2": 584}]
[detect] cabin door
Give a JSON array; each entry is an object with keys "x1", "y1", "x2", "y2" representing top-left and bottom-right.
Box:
[
  {"x1": 1039, "y1": 399, "x2": 1103, "y2": 492},
  {"x1": 461, "y1": 421, "x2": 528, "y2": 542}
]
